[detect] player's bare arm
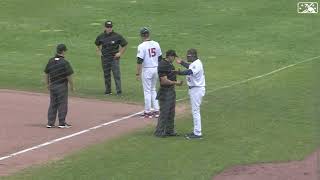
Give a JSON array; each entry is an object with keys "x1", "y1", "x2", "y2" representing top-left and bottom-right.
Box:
[
  {"x1": 67, "y1": 76, "x2": 75, "y2": 92},
  {"x1": 136, "y1": 57, "x2": 143, "y2": 80},
  {"x1": 96, "y1": 45, "x2": 102, "y2": 56},
  {"x1": 44, "y1": 73, "x2": 49, "y2": 90}
]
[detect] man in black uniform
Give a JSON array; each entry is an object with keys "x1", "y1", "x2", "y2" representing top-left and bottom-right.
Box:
[
  {"x1": 44, "y1": 44, "x2": 74, "y2": 128},
  {"x1": 95, "y1": 20, "x2": 128, "y2": 95},
  {"x1": 154, "y1": 50, "x2": 183, "y2": 137}
]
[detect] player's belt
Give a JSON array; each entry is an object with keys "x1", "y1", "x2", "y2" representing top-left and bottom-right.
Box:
[
  {"x1": 143, "y1": 66, "x2": 157, "y2": 68},
  {"x1": 188, "y1": 86, "x2": 204, "y2": 89}
]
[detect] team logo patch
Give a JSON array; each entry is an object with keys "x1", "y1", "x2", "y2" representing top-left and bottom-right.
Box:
[
  {"x1": 111, "y1": 41, "x2": 115, "y2": 44},
  {"x1": 297, "y1": 2, "x2": 318, "y2": 13}
]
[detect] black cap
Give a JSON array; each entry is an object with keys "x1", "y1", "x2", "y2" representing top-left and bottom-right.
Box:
[
  {"x1": 166, "y1": 50, "x2": 177, "y2": 57},
  {"x1": 187, "y1": 48, "x2": 197, "y2": 57},
  {"x1": 105, "y1": 20, "x2": 113, "y2": 27},
  {"x1": 140, "y1": 27, "x2": 149, "y2": 35},
  {"x1": 56, "y1": 44, "x2": 67, "y2": 53}
]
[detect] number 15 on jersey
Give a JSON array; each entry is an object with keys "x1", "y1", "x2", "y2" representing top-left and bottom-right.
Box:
[{"x1": 148, "y1": 48, "x2": 156, "y2": 57}]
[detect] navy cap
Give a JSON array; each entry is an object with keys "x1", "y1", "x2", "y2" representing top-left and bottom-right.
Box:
[
  {"x1": 56, "y1": 44, "x2": 67, "y2": 53},
  {"x1": 140, "y1": 27, "x2": 150, "y2": 35}
]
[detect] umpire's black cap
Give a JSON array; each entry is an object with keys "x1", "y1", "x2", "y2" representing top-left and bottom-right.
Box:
[
  {"x1": 140, "y1": 27, "x2": 150, "y2": 35},
  {"x1": 105, "y1": 20, "x2": 113, "y2": 27},
  {"x1": 166, "y1": 50, "x2": 177, "y2": 57},
  {"x1": 56, "y1": 44, "x2": 67, "y2": 53}
]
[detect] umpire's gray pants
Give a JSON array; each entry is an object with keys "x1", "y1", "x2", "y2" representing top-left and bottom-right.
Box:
[
  {"x1": 154, "y1": 87, "x2": 176, "y2": 136},
  {"x1": 101, "y1": 56, "x2": 122, "y2": 94},
  {"x1": 48, "y1": 83, "x2": 68, "y2": 126}
]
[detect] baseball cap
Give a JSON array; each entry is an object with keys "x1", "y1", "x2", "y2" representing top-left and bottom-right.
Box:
[
  {"x1": 140, "y1": 27, "x2": 150, "y2": 35},
  {"x1": 56, "y1": 44, "x2": 67, "y2": 53},
  {"x1": 166, "y1": 50, "x2": 177, "y2": 57},
  {"x1": 187, "y1": 48, "x2": 197, "y2": 57},
  {"x1": 105, "y1": 20, "x2": 113, "y2": 27}
]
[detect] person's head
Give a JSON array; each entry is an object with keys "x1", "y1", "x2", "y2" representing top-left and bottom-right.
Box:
[
  {"x1": 56, "y1": 44, "x2": 67, "y2": 55},
  {"x1": 186, "y1": 48, "x2": 198, "y2": 62},
  {"x1": 140, "y1": 27, "x2": 150, "y2": 40},
  {"x1": 165, "y1": 49, "x2": 177, "y2": 62},
  {"x1": 104, "y1": 20, "x2": 113, "y2": 33}
]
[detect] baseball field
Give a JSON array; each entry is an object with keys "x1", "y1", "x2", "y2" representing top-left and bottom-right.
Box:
[{"x1": 0, "y1": 0, "x2": 319, "y2": 179}]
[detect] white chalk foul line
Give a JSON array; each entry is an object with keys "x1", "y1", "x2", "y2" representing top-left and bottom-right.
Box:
[
  {"x1": 0, "y1": 111, "x2": 143, "y2": 161},
  {"x1": 1, "y1": 55, "x2": 320, "y2": 162},
  {"x1": 177, "y1": 55, "x2": 320, "y2": 102}
]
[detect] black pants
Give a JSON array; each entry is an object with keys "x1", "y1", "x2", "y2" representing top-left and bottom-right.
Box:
[
  {"x1": 101, "y1": 56, "x2": 122, "y2": 94},
  {"x1": 48, "y1": 83, "x2": 68, "y2": 126},
  {"x1": 154, "y1": 87, "x2": 176, "y2": 136}
]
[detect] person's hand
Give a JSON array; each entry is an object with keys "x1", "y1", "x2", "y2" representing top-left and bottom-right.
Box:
[
  {"x1": 175, "y1": 58, "x2": 182, "y2": 64},
  {"x1": 171, "y1": 68, "x2": 181, "y2": 75},
  {"x1": 96, "y1": 50, "x2": 102, "y2": 56},
  {"x1": 136, "y1": 74, "x2": 141, "y2": 81},
  {"x1": 70, "y1": 86, "x2": 75, "y2": 92},
  {"x1": 175, "y1": 80, "x2": 183, "y2": 86},
  {"x1": 114, "y1": 52, "x2": 121, "y2": 60}
]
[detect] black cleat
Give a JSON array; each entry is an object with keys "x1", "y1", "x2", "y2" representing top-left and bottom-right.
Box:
[
  {"x1": 185, "y1": 132, "x2": 202, "y2": 139},
  {"x1": 58, "y1": 123, "x2": 72, "y2": 128},
  {"x1": 46, "y1": 124, "x2": 54, "y2": 128}
]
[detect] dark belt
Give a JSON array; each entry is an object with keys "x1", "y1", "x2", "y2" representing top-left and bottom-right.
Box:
[{"x1": 188, "y1": 86, "x2": 203, "y2": 89}]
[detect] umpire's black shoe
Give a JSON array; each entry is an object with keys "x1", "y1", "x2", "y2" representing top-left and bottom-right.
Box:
[
  {"x1": 58, "y1": 123, "x2": 72, "y2": 128},
  {"x1": 166, "y1": 132, "x2": 179, "y2": 137},
  {"x1": 185, "y1": 132, "x2": 202, "y2": 139},
  {"x1": 46, "y1": 124, "x2": 54, "y2": 128},
  {"x1": 154, "y1": 134, "x2": 167, "y2": 138}
]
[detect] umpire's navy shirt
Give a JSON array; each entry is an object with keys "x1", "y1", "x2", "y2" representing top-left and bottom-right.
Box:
[
  {"x1": 44, "y1": 55, "x2": 74, "y2": 85},
  {"x1": 95, "y1": 31, "x2": 128, "y2": 59}
]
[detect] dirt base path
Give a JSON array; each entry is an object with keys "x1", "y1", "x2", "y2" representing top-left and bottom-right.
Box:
[
  {"x1": 214, "y1": 150, "x2": 319, "y2": 180},
  {"x1": 0, "y1": 89, "x2": 157, "y2": 176}
]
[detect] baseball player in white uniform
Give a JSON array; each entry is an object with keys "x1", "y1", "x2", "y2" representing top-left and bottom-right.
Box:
[
  {"x1": 136, "y1": 27, "x2": 162, "y2": 118},
  {"x1": 176, "y1": 48, "x2": 206, "y2": 139}
]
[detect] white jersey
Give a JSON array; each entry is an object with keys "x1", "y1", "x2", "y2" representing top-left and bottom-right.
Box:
[
  {"x1": 137, "y1": 40, "x2": 162, "y2": 68},
  {"x1": 187, "y1": 59, "x2": 206, "y2": 87}
]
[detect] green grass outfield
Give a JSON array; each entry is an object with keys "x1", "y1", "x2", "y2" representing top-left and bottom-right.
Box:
[{"x1": 0, "y1": 0, "x2": 320, "y2": 179}]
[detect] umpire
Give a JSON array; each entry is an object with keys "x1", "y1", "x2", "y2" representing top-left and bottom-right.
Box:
[
  {"x1": 154, "y1": 50, "x2": 183, "y2": 137},
  {"x1": 44, "y1": 44, "x2": 74, "y2": 128},
  {"x1": 95, "y1": 20, "x2": 128, "y2": 95}
]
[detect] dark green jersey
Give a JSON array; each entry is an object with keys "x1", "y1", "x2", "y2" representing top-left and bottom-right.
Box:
[
  {"x1": 44, "y1": 55, "x2": 74, "y2": 85},
  {"x1": 158, "y1": 59, "x2": 177, "y2": 88},
  {"x1": 95, "y1": 31, "x2": 128, "y2": 59}
]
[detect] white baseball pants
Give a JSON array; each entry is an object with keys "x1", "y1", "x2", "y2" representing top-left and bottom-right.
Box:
[
  {"x1": 189, "y1": 87, "x2": 205, "y2": 136},
  {"x1": 142, "y1": 67, "x2": 159, "y2": 113}
]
